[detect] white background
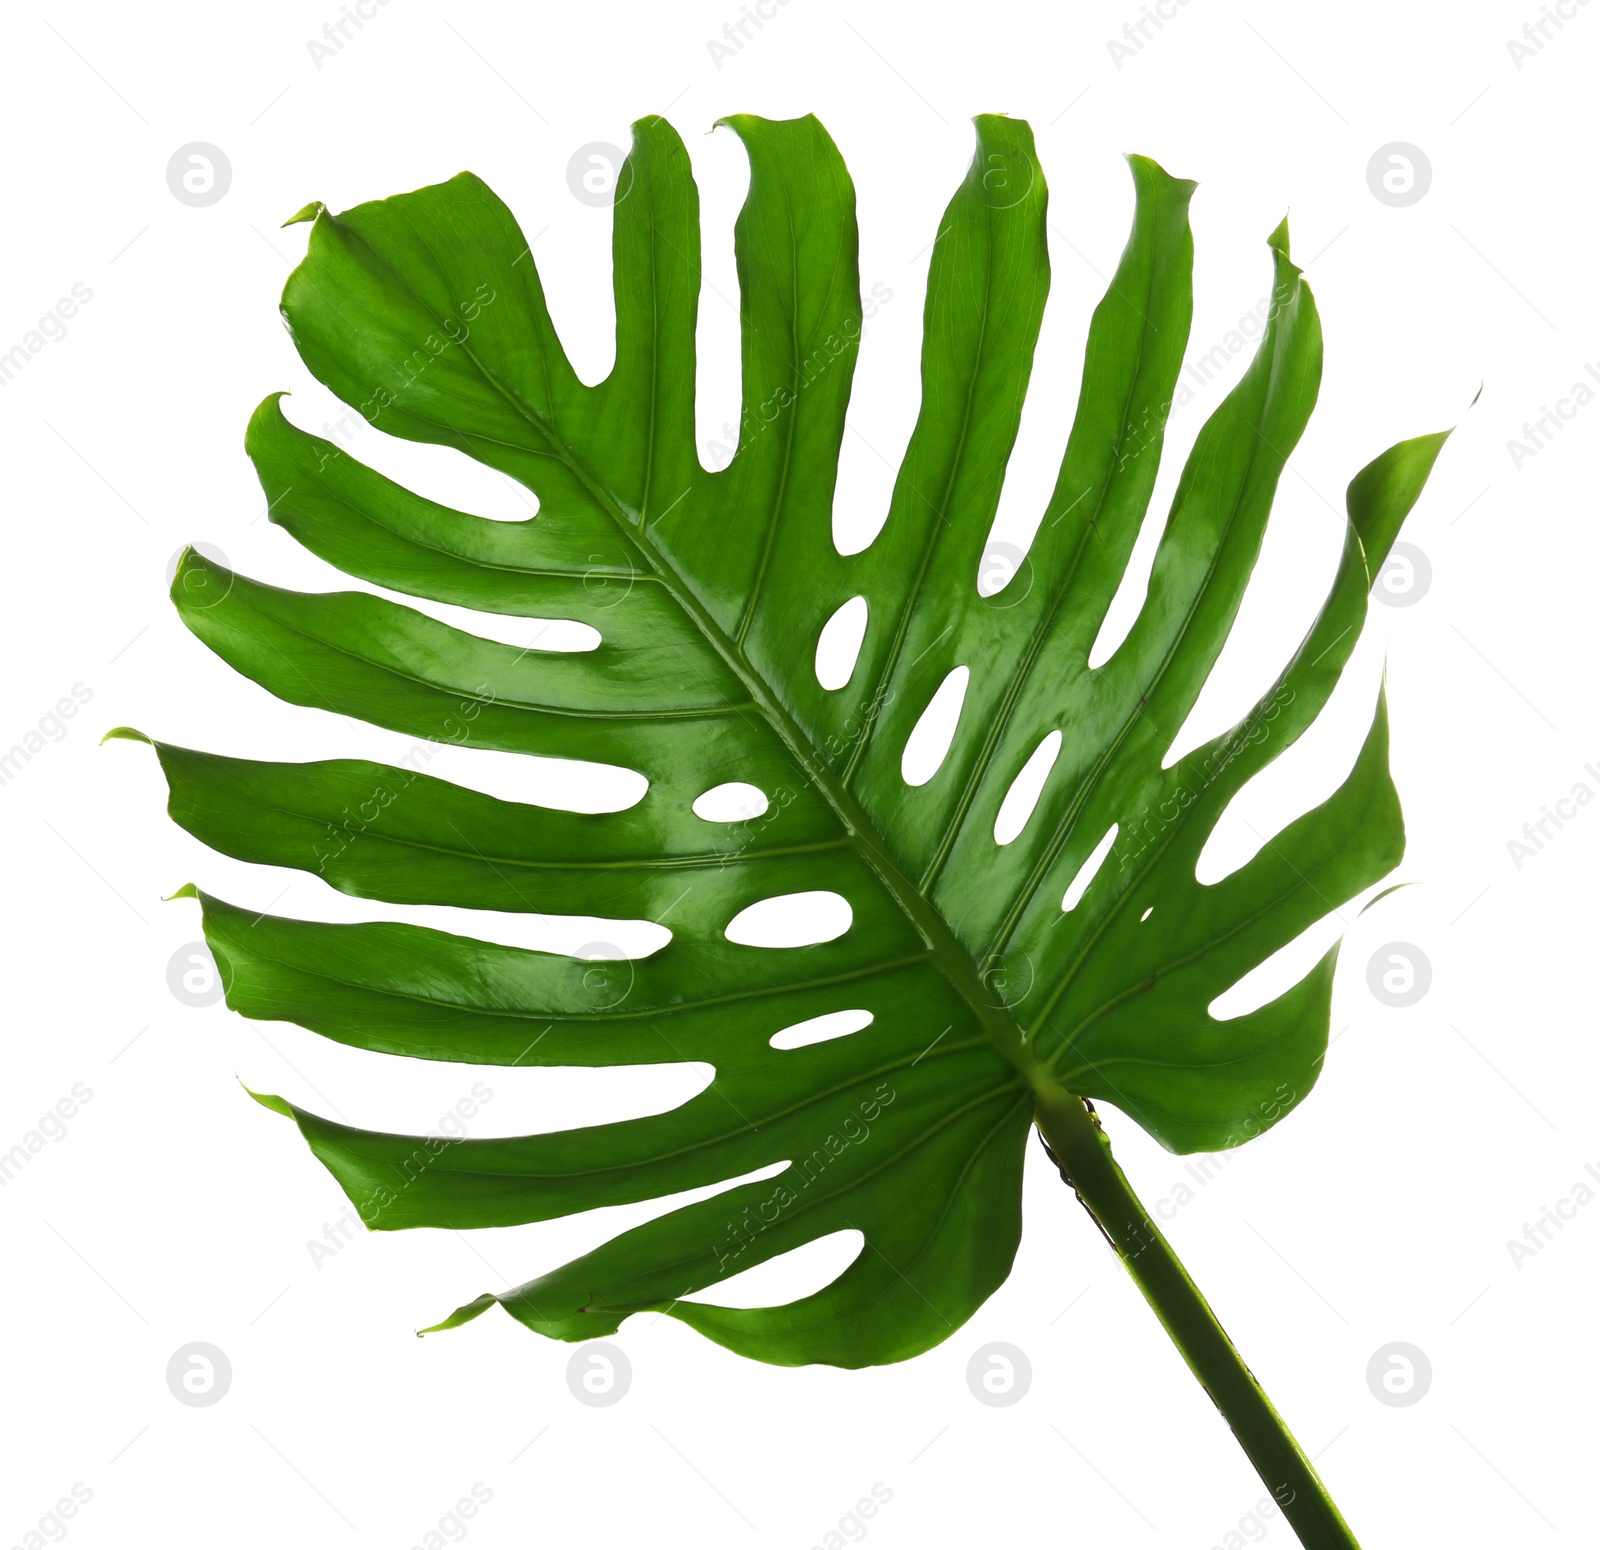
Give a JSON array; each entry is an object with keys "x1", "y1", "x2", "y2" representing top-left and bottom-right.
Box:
[{"x1": 2, "y1": 1, "x2": 1596, "y2": 1546}]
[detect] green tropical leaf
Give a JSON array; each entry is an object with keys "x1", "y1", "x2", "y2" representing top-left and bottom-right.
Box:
[{"x1": 118, "y1": 113, "x2": 1446, "y2": 1389}]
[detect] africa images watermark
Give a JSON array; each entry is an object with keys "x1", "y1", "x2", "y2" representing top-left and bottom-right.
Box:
[
  {"x1": 1506, "y1": 1159, "x2": 1600, "y2": 1268},
  {"x1": 1115, "y1": 678, "x2": 1296, "y2": 876},
  {"x1": 306, "y1": 279, "x2": 498, "y2": 446},
  {"x1": 807, "y1": 1484, "x2": 894, "y2": 1550},
  {"x1": 1505, "y1": 358, "x2": 1600, "y2": 469},
  {"x1": 713, "y1": 1085, "x2": 896, "y2": 1272},
  {"x1": 701, "y1": 281, "x2": 894, "y2": 471},
  {"x1": 312, "y1": 683, "x2": 500, "y2": 875},
  {"x1": 0, "y1": 683, "x2": 94, "y2": 791},
  {"x1": 1109, "y1": 269, "x2": 1301, "y2": 483},
  {"x1": 306, "y1": 0, "x2": 395, "y2": 70},
  {"x1": 10, "y1": 1483, "x2": 94, "y2": 1550},
  {"x1": 1206, "y1": 1486, "x2": 1299, "y2": 1550},
  {"x1": 1505, "y1": 758, "x2": 1600, "y2": 869},
  {"x1": 1111, "y1": 1085, "x2": 1298, "y2": 1256},
  {"x1": 0, "y1": 283, "x2": 93, "y2": 390},
  {"x1": 705, "y1": 0, "x2": 793, "y2": 70},
  {"x1": 1167, "y1": 271, "x2": 1302, "y2": 421},
  {"x1": 0, "y1": 1082, "x2": 94, "y2": 1189},
  {"x1": 1105, "y1": 0, "x2": 1193, "y2": 69},
  {"x1": 1506, "y1": 0, "x2": 1591, "y2": 69},
  {"x1": 321, "y1": 1082, "x2": 496, "y2": 1245}
]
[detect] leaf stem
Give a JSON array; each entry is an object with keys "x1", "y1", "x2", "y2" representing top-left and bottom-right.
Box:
[{"x1": 1033, "y1": 1094, "x2": 1362, "y2": 1550}]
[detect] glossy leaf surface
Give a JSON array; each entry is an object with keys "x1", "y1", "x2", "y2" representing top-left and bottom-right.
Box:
[{"x1": 123, "y1": 113, "x2": 1445, "y2": 1366}]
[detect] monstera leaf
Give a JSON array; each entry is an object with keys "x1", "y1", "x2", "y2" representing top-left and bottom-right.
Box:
[{"x1": 116, "y1": 112, "x2": 1446, "y2": 1547}]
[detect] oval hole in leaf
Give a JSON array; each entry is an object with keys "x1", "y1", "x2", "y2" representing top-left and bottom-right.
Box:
[
  {"x1": 591, "y1": 1158, "x2": 793, "y2": 1249},
  {"x1": 1208, "y1": 913, "x2": 1342, "y2": 1020},
  {"x1": 285, "y1": 392, "x2": 541, "y2": 522},
  {"x1": 901, "y1": 666, "x2": 970, "y2": 787},
  {"x1": 1195, "y1": 670, "x2": 1373, "y2": 885},
  {"x1": 770, "y1": 1008, "x2": 873, "y2": 1051},
  {"x1": 725, "y1": 890, "x2": 852, "y2": 948},
  {"x1": 411, "y1": 603, "x2": 600, "y2": 654},
  {"x1": 976, "y1": 537, "x2": 1027, "y2": 598},
  {"x1": 692, "y1": 782, "x2": 769, "y2": 822},
  {"x1": 281, "y1": 894, "x2": 672, "y2": 960},
  {"x1": 690, "y1": 1228, "x2": 865, "y2": 1309},
  {"x1": 249, "y1": 1027, "x2": 717, "y2": 1137},
  {"x1": 693, "y1": 127, "x2": 749, "y2": 470},
  {"x1": 389, "y1": 745, "x2": 648, "y2": 815},
  {"x1": 1061, "y1": 823, "x2": 1119, "y2": 913},
  {"x1": 994, "y1": 730, "x2": 1062, "y2": 845},
  {"x1": 815, "y1": 596, "x2": 868, "y2": 691},
  {"x1": 405, "y1": 1060, "x2": 717, "y2": 1137},
  {"x1": 1086, "y1": 501, "x2": 1163, "y2": 668}
]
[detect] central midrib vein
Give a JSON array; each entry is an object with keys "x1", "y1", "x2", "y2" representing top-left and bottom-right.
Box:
[
  {"x1": 354, "y1": 224, "x2": 1052, "y2": 1096},
  {"x1": 488, "y1": 400, "x2": 1050, "y2": 1097}
]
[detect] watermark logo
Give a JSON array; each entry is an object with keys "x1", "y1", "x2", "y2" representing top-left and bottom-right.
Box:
[
  {"x1": 167, "y1": 942, "x2": 226, "y2": 1008},
  {"x1": 566, "y1": 143, "x2": 632, "y2": 208},
  {"x1": 977, "y1": 541, "x2": 1034, "y2": 608},
  {"x1": 1366, "y1": 143, "x2": 1431, "y2": 207},
  {"x1": 976, "y1": 950, "x2": 1034, "y2": 1010},
  {"x1": 1365, "y1": 1342, "x2": 1431, "y2": 1407},
  {"x1": 566, "y1": 1342, "x2": 631, "y2": 1406},
  {"x1": 1366, "y1": 942, "x2": 1431, "y2": 1007},
  {"x1": 965, "y1": 1342, "x2": 1031, "y2": 1407},
  {"x1": 167, "y1": 543, "x2": 234, "y2": 610},
  {"x1": 979, "y1": 148, "x2": 1037, "y2": 211},
  {"x1": 166, "y1": 143, "x2": 231, "y2": 208},
  {"x1": 1372, "y1": 542, "x2": 1431, "y2": 608},
  {"x1": 574, "y1": 942, "x2": 634, "y2": 1012},
  {"x1": 166, "y1": 1342, "x2": 232, "y2": 1407}
]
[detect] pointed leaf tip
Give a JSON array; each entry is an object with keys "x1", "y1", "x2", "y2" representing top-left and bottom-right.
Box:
[
  {"x1": 245, "y1": 392, "x2": 291, "y2": 452},
  {"x1": 241, "y1": 1083, "x2": 296, "y2": 1119},
  {"x1": 1123, "y1": 151, "x2": 1198, "y2": 195},
  {"x1": 418, "y1": 1292, "x2": 497, "y2": 1335},
  {"x1": 100, "y1": 726, "x2": 150, "y2": 747},
  {"x1": 168, "y1": 545, "x2": 234, "y2": 608},
  {"x1": 283, "y1": 201, "x2": 325, "y2": 228},
  {"x1": 1359, "y1": 880, "x2": 1417, "y2": 916},
  {"x1": 163, "y1": 883, "x2": 200, "y2": 903}
]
